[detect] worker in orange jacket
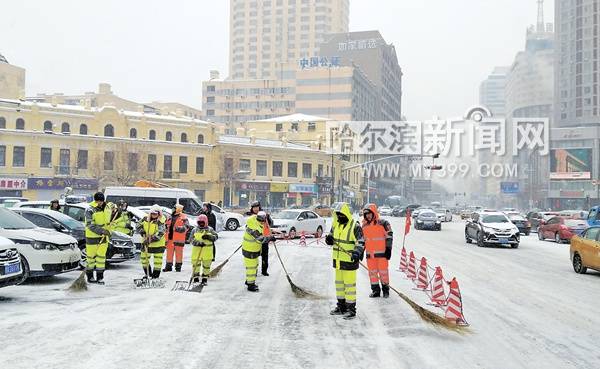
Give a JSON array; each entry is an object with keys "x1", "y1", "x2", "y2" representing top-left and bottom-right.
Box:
[
  {"x1": 362, "y1": 204, "x2": 393, "y2": 298},
  {"x1": 163, "y1": 204, "x2": 189, "y2": 272}
]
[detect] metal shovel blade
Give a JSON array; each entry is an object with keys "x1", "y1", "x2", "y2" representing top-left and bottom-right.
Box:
[
  {"x1": 133, "y1": 278, "x2": 166, "y2": 289},
  {"x1": 171, "y1": 281, "x2": 190, "y2": 291}
]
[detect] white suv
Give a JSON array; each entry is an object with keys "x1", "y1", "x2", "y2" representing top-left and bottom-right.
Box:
[
  {"x1": 0, "y1": 236, "x2": 22, "y2": 288},
  {"x1": 0, "y1": 208, "x2": 81, "y2": 280}
]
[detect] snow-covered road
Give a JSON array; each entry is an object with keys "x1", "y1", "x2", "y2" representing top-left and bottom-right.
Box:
[{"x1": 1, "y1": 218, "x2": 599, "y2": 369}]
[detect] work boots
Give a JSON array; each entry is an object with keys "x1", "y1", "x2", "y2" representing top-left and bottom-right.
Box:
[
  {"x1": 143, "y1": 266, "x2": 152, "y2": 278},
  {"x1": 151, "y1": 269, "x2": 161, "y2": 279},
  {"x1": 201, "y1": 277, "x2": 208, "y2": 286},
  {"x1": 382, "y1": 284, "x2": 390, "y2": 298},
  {"x1": 343, "y1": 303, "x2": 357, "y2": 320},
  {"x1": 192, "y1": 273, "x2": 200, "y2": 283},
  {"x1": 86, "y1": 270, "x2": 96, "y2": 283},
  {"x1": 247, "y1": 283, "x2": 259, "y2": 292},
  {"x1": 162, "y1": 263, "x2": 173, "y2": 272},
  {"x1": 330, "y1": 299, "x2": 347, "y2": 315},
  {"x1": 175, "y1": 263, "x2": 182, "y2": 272},
  {"x1": 96, "y1": 271, "x2": 105, "y2": 285},
  {"x1": 369, "y1": 284, "x2": 381, "y2": 298}
]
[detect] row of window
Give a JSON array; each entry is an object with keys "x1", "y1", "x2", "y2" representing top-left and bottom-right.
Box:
[
  {"x1": 228, "y1": 158, "x2": 325, "y2": 178},
  {"x1": 0, "y1": 145, "x2": 205, "y2": 175},
  {"x1": 0, "y1": 116, "x2": 205, "y2": 143}
]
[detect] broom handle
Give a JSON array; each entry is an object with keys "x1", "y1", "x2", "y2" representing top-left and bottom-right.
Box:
[
  {"x1": 224, "y1": 244, "x2": 243, "y2": 262},
  {"x1": 272, "y1": 241, "x2": 290, "y2": 277}
]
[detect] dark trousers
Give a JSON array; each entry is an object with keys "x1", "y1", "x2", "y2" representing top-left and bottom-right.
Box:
[{"x1": 261, "y1": 242, "x2": 269, "y2": 273}]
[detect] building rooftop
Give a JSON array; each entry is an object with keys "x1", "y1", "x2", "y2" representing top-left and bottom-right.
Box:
[
  {"x1": 0, "y1": 53, "x2": 8, "y2": 64},
  {"x1": 256, "y1": 113, "x2": 331, "y2": 123},
  {"x1": 218, "y1": 135, "x2": 317, "y2": 151}
]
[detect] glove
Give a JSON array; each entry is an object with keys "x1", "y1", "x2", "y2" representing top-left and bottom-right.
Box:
[
  {"x1": 201, "y1": 234, "x2": 212, "y2": 240},
  {"x1": 384, "y1": 246, "x2": 392, "y2": 260},
  {"x1": 351, "y1": 250, "x2": 360, "y2": 263},
  {"x1": 102, "y1": 229, "x2": 112, "y2": 236},
  {"x1": 269, "y1": 235, "x2": 277, "y2": 242},
  {"x1": 325, "y1": 234, "x2": 334, "y2": 245},
  {"x1": 257, "y1": 236, "x2": 266, "y2": 243}
]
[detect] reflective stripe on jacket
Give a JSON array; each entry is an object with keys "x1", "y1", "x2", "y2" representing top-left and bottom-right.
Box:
[
  {"x1": 85, "y1": 201, "x2": 110, "y2": 240},
  {"x1": 242, "y1": 215, "x2": 264, "y2": 258},
  {"x1": 138, "y1": 216, "x2": 166, "y2": 248}
]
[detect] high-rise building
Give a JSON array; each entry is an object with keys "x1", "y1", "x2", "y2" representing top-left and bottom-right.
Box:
[
  {"x1": 0, "y1": 53, "x2": 26, "y2": 100},
  {"x1": 555, "y1": 0, "x2": 600, "y2": 126},
  {"x1": 317, "y1": 30, "x2": 403, "y2": 121},
  {"x1": 228, "y1": 0, "x2": 349, "y2": 80},
  {"x1": 479, "y1": 66, "x2": 510, "y2": 117}
]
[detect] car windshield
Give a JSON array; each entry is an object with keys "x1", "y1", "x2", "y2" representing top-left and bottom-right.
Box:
[
  {"x1": 272, "y1": 211, "x2": 299, "y2": 220},
  {"x1": 420, "y1": 211, "x2": 436, "y2": 217},
  {"x1": 47, "y1": 211, "x2": 85, "y2": 230},
  {"x1": 509, "y1": 215, "x2": 526, "y2": 221},
  {"x1": 482, "y1": 215, "x2": 509, "y2": 223},
  {"x1": 0, "y1": 209, "x2": 37, "y2": 229},
  {"x1": 542, "y1": 213, "x2": 560, "y2": 220},
  {"x1": 436, "y1": 209, "x2": 447, "y2": 213}
]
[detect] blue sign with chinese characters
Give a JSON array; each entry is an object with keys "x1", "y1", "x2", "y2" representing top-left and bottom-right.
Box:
[
  {"x1": 289, "y1": 184, "x2": 317, "y2": 194},
  {"x1": 28, "y1": 177, "x2": 99, "y2": 190},
  {"x1": 298, "y1": 56, "x2": 341, "y2": 69},
  {"x1": 500, "y1": 182, "x2": 519, "y2": 194}
]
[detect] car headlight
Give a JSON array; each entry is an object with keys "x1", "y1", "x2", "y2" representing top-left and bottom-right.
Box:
[
  {"x1": 481, "y1": 226, "x2": 493, "y2": 233},
  {"x1": 31, "y1": 241, "x2": 58, "y2": 250},
  {"x1": 436, "y1": 220, "x2": 441, "y2": 224},
  {"x1": 417, "y1": 220, "x2": 423, "y2": 223}
]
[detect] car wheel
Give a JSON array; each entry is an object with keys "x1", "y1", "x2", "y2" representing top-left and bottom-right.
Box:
[
  {"x1": 226, "y1": 218, "x2": 239, "y2": 231},
  {"x1": 572, "y1": 253, "x2": 587, "y2": 274},
  {"x1": 315, "y1": 226, "x2": 323, "y2": 238},
  {"x1": 17, "y1": 257, "x2": 30, "y2": 285},
  {"x1": 554, "y1": 233, "x2": 562, "y2": 244},
  {"x1": 538, "y1": 229, "x2": 544, "y2": 241},
  {"x1": 476, "y1": 232, "x2": 485, "y2": 247},
  {"x1": 288, "y1": 227, "x2": 297, "y2": 239},
  {"x1": 525, "y1": 231, "x2": 530, "y2": 236},
  {"x1": 511, "y1": 243, "x2": 519, "y2": 249}
]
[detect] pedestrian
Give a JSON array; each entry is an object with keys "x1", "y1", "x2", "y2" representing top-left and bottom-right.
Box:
[
  {"x1": 50, "y1": 199, "x2": 61, "y2": 212},
  {"x1": 242, "y1": 211, "x2": 275, "y2": 292},
  {"x1": 112, "y1": 200, "x2": 133, "y2": 236},
  {"x1": 361, "y1": 204, "x2": 393, "y2": 298},
  {"x1": 245, "y1": 201, "x2": 273, "y2": 276},
  {"x1": 84, "y1": 192, "x2": 112, "y2": 285},
  {"x1": 136, "y1": 205, "x2": 167, "y2": 280},
  {"x1": 325, "y1": 202, "x2": 365, "y2": 319},
  {"x1": 202, "y1": 202, "x2": 217, "y2": 230},
  {"x1": 217, "y1": 200, "x2": 223, "y2": 208},
  {"x1": 163, "y1": 204, "x2": 189, "y2": 272},
  {"x1": 191, "y1": 214, "x2": 218, "y2": 286}
]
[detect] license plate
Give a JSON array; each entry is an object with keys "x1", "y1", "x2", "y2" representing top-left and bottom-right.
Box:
[
  {"x1": 425, "y1": 221, "x2": 434, "y2": 225},
  {"x1": 5, "y1": 262, "x2": 21, "y2": 274},
  {"x1": 498, "y1": 238, "x2": 509, "y2": 244}
]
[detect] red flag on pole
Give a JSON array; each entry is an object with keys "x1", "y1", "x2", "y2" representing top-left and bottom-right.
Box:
[{"x1": 404, "y1": 211, "x2": 412, "y2": 235}]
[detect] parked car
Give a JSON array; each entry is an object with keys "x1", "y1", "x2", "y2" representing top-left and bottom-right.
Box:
[
  {"x1": 211, "y1": 204, "x2": 245, "y2": 231},
  {"x1": 465, "y1": 212, "x2": 520, "y2": 248},
  {"x1": 558, "y1": 210, "x2": 588, "y2": 220},
  {"x1": 0, "y1": 208, "x2": 80, "y2": 280},
  {"x1": 526, "y1": 211, "x2": 560, "y2": 231},
  {"x1": 0, "y1": 199, "x2": 24, "y2": 208},
  {"x1": 311, "y1": 204, "x2": 333, "y2": 218},
  {"x1": 415, "y1": 210, "x2": 442, "y2": 231},
  {"x1": 379, "y1": 206, "x2": 392, "y2": 216},
  {"x1": 570, "y1": 226, "x2": 600, "y2": 274},
  {"x1": 585, "y1": 206, "x2": 600, "y2": 227},
  {"x1": 459, "y1": 209, "x2": 472, "y2": 220},
  {"x1": 0, "y1": 236, "x2": 23, "y2": 288},
  {"x1": 435, "y1": 208, "x2": 452, "y2": 222},
  {"x1": 506, "y1": 213, "x2": 531, "y2": 235},
  {"x1": 0, "y1": 197, "x2": 28, "y2": 206},
  {"x1": 391, "y1": 206, "x2": 404, "y2": 217},
  {"x1": 12, "y1": 208, "x2": 136, "y2": 265},
  {"x1": 13, "y1": 200, "x2": 88, "y2": 222},
  {"x1": 271, "y1": 209, "x2": 326, "y2": 238},
  {"x1": 538, "y1": 216, "x2": 588, "y2": 243},
  {"x1": 412, "y1": 207, "x2": 432, "y2": 219}
]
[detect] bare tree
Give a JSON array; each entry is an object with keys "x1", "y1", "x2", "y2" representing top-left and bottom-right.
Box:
[{"x1": 90, "y1": 144, "x2": 159, "y2": 187}]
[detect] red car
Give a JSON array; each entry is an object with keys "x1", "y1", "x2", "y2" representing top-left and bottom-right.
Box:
[{"x1": 538, "y1": 216, "x2": 589, "y2": 243}]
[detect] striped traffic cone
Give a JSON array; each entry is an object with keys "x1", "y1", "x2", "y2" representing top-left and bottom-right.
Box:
[
  {"x1": 300, "y1": 231, "x2": 306, "y2": 247},
  {"x1": 429, "y1": 267, "x2": 447, "y2": 307},
  {"x1": 415, "y1": 257, "x2": 429, "y2": 290},
  {"x1": 406, "y1": 251, "x2": 417, "y2": 280},
  {"x1": 398, "y1": 246, "x2": 408, "y2": 271},
  {"x1": 445, "y1": 278, "x2": 468, "y2": 326}
]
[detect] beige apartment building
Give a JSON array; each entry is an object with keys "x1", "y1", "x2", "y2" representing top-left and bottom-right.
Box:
[
  {"x1": 0, "y1": 54, "x2": 25, "y2": 100},
  {"x1": 228, "y1": 0, "x2": 349, "y2": 80}
]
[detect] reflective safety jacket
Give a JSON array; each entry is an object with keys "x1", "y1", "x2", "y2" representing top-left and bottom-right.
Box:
[
  {"x1": 330, "y1": 203, "x2": 364, "y2": 270},
  {"x1": 242, "y1": 215, "x2": 264, "y2": 259},
  {"x1": 85, "y1": 201, "x2": 111, "y2": 244},
  {"x1": 192, "y1": 226, "x2": 218, "y2": 260},
  {"x1": 137, "y1": 216, "x2": 167, "y2": 248},
  {"x1": 112, "y1": 211, "x2": 132, "y2": 236},
  {"x1": 361, "y1": 204, "x2": 393, "y2": 258},
  {"x1": 166, "y1": 213, "x2": 189, "y2": 246}
]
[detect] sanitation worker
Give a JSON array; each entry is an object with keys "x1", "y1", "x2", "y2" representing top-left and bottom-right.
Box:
[
  {"x1": 111, "y1": 200, "x2": 133, "y2": 236},
  {"x1": 136, "y1": 205, "x2": 167, "y2": 280},
  {"x1": 362, "y1": 204, "x2": 393, "y2": 298},
  {"x1": 191, "y1": 214, "x2": 218, "y2": 285},
  {"x1": 84, "y1": 192, "x2": 112, "y2": 284},
  {"x1": 242, "y1": 211, "x2": 275, "y2": 292},
  {"x1": 163, "y1": 204, "x2": 189, "y2": 272},
  {"x1": 245, "y1": 201, "x2": 273, "y2": 276},
  {"x1": 325, "y1": 202, "x2": 364, "y2": 319}
]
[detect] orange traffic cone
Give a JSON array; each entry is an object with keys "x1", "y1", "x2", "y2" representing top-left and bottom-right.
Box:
[
  {"x1": 399, "y1": 246, "x2": 408, "y2": 271},
  {"x1": 416, "y1": 257, "x2": 429, "y2": 290},
  {"x1": 429, "y1": 266, "x2": 447, "y2": 307},
  {"x1": 406, "y1": 251, "x2": 417, "y2": 280},
  {"x1": 445, "y1": 278, "x2": 468, "y2": 326},
  {"x1": 300, "y1": 231, "x2": 306, "y2": 247}
]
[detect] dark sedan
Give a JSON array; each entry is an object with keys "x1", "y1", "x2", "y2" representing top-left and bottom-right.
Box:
[
  {"x1": 12, "y1": 208, "x2": 136, "y2": 266},
  {"x1": 507, "y1": 214, "x2": 532, "y2": 235}
]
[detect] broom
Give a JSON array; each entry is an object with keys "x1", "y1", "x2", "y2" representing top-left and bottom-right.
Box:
[
  {"x1": 346, "y1": 247, "x2": 469, "y2": 333},
  {"x1": 68, "y1": 209, "x2": 118, "y2": 292},
  {"x1": 209, "y1": 244, "x2": 242, "y2": 277},
  {"x1": 272, "y1": 241, "x2": 323, "y2": 299}
]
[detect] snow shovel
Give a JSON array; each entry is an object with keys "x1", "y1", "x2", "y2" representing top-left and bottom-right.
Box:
[
  {"x1": 133, "y1": 218, "x2": 165, "y2": 289},
  {"x1": 172, "y1": 242, "x2": 204, "y2": 293}
]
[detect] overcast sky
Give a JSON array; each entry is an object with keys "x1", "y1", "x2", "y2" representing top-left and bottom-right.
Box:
[{"x1": 1, "y1": 0, "x2": 553, "y2": 120}]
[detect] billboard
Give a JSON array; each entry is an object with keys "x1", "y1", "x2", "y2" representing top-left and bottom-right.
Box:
[
  {"x1": 500, "y1": 182, "x2": 519, "y2": 194},
  {"x1": 549, "y1": 148, "x2": 592, "y2": 180}
]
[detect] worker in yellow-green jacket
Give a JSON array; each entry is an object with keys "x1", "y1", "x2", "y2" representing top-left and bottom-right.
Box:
[
  {"x1": 242, "y1": 211, "x2": 275, "y2": 292},
  {"x1": 191, "y1": 214, "x2": 218, "y2": 286}
]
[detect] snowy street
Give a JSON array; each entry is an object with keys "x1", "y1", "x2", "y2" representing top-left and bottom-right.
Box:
[{"x1": 1, "y1": 217, "x2": 599, "y2": 369}]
